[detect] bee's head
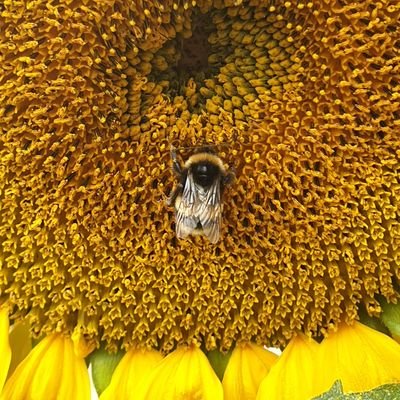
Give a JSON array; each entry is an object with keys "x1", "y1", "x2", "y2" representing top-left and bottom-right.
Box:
[
  {"x1": 184, "y1": 152, "x2": 225, "y2": 188},
  {"x1": 191, "y1": 160, "x2": 220, "y2": 187}
]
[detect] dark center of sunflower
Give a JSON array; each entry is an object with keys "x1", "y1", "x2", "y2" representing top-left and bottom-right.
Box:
[
  {"x1": 133, "y1": 4, "x2": 305, "y2": 120},
  {"x1": 141, "y1": 9, "x2": 220, "y2": 108},
  {"x1": 177, "y1": 13, "x2": 213, "y2": 76}
]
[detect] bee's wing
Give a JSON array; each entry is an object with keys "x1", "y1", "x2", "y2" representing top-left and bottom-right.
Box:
[
  {"x1": 175, "y1": 171, "x2": 200, "y2": 238},
  {"x1": 198, "y1": 179, "x2": 222, "y2": 244}
]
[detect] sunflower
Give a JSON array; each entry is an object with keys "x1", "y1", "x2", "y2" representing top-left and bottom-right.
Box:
[{"x1": 1, "y1": 0, "x2": 400, "y2": 398}]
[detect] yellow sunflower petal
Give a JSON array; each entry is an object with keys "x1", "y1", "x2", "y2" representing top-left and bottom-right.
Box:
[
  {"x1": 0, "y1": 334, "x2": 90, "y2": 400},
  {"x1": 256, "y1": 335, "x2": 320, "y2": 400},
  {"x1": 58, "y1": 337, "x2": 91, "y2": 400},
  {"x1": 222, "y1": 342, "x2": 278, "y2": 400},
  {"x1": 7, "y1": 321, "x2": 32, "y2": 379},
  {"x1": 71, "y1": 325, "x2": 96, "y2": 358},
  {"x1": 100, "y1": 348, "x2": 163, "y2": 400},
  {"x1": 30, "y1": 335, "x2": 65, "y2": 397},
  {"x1": 136, "y1": 345, "x2": 223, "y2": 400},
  {"x1": 0, "y1": 334, "x2": 56, "y2": 399},
  {"x1": 317, "y1": 321, "x2": 400, "y2": 394},
  {"x1": 0, "y1": 306, "x2": 11, "y2": 390}
]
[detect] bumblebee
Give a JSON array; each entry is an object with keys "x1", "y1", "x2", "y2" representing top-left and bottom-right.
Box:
[{"x1": 167, "y1": 146, "x2": 234, "y2": 243}]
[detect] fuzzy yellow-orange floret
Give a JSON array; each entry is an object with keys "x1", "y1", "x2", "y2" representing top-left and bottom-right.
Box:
[{"x1": 0, "y1": 0, "x2": 399, "y2": 353}]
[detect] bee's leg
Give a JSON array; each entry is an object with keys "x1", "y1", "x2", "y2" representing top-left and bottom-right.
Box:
[
  {"x1": 171, "y1": 146, "x2": 182, "y2": 177},
  {"x1": 166, "y1": 183, "x2": 183, "y2": 206}
]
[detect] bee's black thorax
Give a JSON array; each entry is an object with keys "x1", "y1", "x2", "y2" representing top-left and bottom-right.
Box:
[{"x1": 191, "y1": 162, "x2": 220, "y2": 187}]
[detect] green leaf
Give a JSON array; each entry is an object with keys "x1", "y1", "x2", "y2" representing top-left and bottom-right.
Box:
[
  {"x1": 358, "y1": 308, "x2": 389, "y2": 335},
  {"x1": 90, "y1": 347, "x2": 125, "y2": 395},
  {"x1": 312, "y1": 382, "x2": 400, "y2": 400},
  {"x1": 380, "y1": 299, "x2": 400, "y2": 340},
  {"x1": 346, "y1": 384, "x2": 400, "y2": 399},
  {"x1": 206, "y1": 348, "x2": 232, "y2": 380},
  {"x1": 312, "y1": 381, "x2": 344, "y2": 399}
]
